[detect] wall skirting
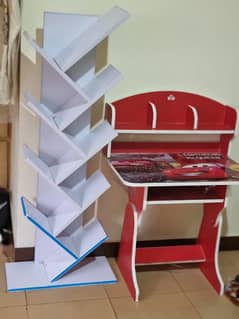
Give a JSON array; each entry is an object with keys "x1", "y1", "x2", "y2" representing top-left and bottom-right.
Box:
[{"x1": 12, "y1": 236, "x2": 239, "y2": 262}]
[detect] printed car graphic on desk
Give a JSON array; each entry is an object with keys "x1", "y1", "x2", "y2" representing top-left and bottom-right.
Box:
[
  {"x1": 163, "y1": 166, "x2": 227, "y2": 181},
  {"x1": 110, "y1": 153, "x2": 239, "y2": 183}
]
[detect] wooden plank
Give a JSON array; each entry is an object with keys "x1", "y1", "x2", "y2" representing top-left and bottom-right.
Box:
[
  {"x1": 108, "y1": 160, "x2": 239, "y2": 188},
  {"x1": 23, "y1": 31, "x2": 89, "y2": 104},
  {"x1": 135, "y1": 245, "x2": 206, "y2": 265},
  {"x1": 116, "y1": 129, "x2": 235, "y2": 134},
  {"x1": 5, "y1": 256, "x2": 116, "y2": 292},
  {"x1": 54, "y1": 65, "x2": 122, "y2": 130},
  {"x1": 0, "y1": 123, "x2": 9, "y2": 138},
  {"x1": 54, "y1": 6, "x2": 129, "y2": 71},
  {"x1": 198, "y1": 203, "x2": 225, "y2": 295},
  {"x1": 117, "y1": 202, "x2": 139, "y2": 302},
  {"x1": 0, "y1": 141, "x2": 8, "y2": 188},
  {"x1": 22, "y1": 196, "x2": 108, "y2": 262}
]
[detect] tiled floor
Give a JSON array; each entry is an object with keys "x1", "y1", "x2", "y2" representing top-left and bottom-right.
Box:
[{"x1": 0, "y1": 248, "x2": 239, "y2": 318}]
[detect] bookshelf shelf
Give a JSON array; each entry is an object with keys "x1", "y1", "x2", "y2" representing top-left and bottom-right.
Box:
[
  {"x1": 55, "y1": 65, "x2": 122, "y2": 130},
  {"x1": 22, "y1": 197, "x2": 107, "y2": 261},
  {"x1": 54, "y1": 6, "x2": 129, "y2": 72}
]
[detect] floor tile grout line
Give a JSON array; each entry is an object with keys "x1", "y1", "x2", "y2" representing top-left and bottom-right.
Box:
[
  {"x1": 26, "y1": 304, "x2": 31, "y2": 319},
  {"x1": 170, "y1": 272, "x2": 203, "y2": 319},
  {"x1": 0, "y1": 305, "x2": 27, "y2": 310},
  {"x1": 23, "y1": 295, "x2": 109, "y2": 307},
  {"x1": 104, "y1": 285, "x2": 119, "y2": 319},
  {"x1": 24, "y1": 291, "x2": 29, "y2": 307},
  {"x1": 169, "y1": 271, "x2": 186, "y2": 293},
  {"x1": 165, "y1": 269, "x2": 187, "y2": 294},
  {"x1": 182, "y1": 291, "x2": 204, "y2": 319},
  {"x1": 106, "y1": 290, "x2": 185, "y2": 300}
]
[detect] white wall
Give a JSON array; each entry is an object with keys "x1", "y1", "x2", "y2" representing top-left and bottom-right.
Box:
[
  {"x1": 13, "y1": 0, "x2": 239, "y2": 248},
  {"x1": 22, "y1": 0, "x2": 239, "y2": 104}
]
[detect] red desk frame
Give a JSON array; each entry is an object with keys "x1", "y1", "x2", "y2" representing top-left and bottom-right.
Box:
[{"x1": 106, "y1": 91, "x2": 239, "y2": 301}]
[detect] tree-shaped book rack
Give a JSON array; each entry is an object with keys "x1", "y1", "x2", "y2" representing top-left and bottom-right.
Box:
[{"x1": 5, "y1": 6, "x2": 129, "y2": 291}]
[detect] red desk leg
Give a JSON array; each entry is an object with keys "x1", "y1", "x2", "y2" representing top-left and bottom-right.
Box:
[
  {"x1": 197, "y1": 202, "x2": 224, "y2": 295},
  {"x1": 128, "y1": 187, "x2": 147, "y2": 213},
  {"x1": 117, "y1": 202, "x2": 139, "y2": 301},
  {"x1": 128, "y1": 187, "x2": 148, "y2": 226}
]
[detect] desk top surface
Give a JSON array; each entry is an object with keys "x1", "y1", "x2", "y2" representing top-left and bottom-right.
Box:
[{"x1": 109, "y1": 152, "x2": 239, "y2": 187}]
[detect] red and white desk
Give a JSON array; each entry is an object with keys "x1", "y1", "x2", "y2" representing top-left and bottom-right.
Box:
[{"x1": 105, "y1": 91, "x2": 239, "y2": 301}]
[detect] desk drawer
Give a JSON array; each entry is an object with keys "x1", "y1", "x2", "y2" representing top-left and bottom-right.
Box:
[{"x1": 147, "y1": 186, "x2": 226, "y2": 204}]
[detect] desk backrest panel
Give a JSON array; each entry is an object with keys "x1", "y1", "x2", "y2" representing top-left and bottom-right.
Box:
[
  {"x1": 105, "y1": 91, "x2": 237, "y2": 157},
  {"x1": 107, "y1": 91, "x2": 237, "y2": 131}
]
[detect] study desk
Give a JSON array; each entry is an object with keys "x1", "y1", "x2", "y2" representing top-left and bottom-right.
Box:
[{"x1": 105, "y1": 91, "x2": 239, "y2": 301}]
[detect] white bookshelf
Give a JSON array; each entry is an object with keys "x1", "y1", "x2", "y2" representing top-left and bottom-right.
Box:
[{"x1": 5, "y1": 7, "x2": 129, "y2": 291}]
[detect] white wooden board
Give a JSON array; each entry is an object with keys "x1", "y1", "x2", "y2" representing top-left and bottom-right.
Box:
[
  {"x1": 54, "y1": 65, "x2": 122, "y2": 130},
  {"x1": 5, "y1": 257, "x2": 116, "y2": 292},
  {"x1": 21, "y1": 197, "x2": 108, "y2": 260},
  {"x1": 74, "y1": 120, "x2": 118, "y2": 156},
  {"x1": 24, "y1": 31, "x2": 89, "y2": 104},
  {"x1": 23, "y1": 145, "x2": 82, "y2": 185},
  {"x1": 54, "y1": 6, "x2": 129, "y2": 71},
  {"x1": 24, "y1": 96, "x2": 117, "y2": 164}
]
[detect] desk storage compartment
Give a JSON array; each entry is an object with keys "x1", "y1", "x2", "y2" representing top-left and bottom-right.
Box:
[{"x1": 147, "y1": 185, "x2": 226, "y2": 204}]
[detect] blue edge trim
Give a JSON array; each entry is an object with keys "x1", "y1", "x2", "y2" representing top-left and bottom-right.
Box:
[
  {"x1": 8, "y1": 280, "x2": 117, "y2": 292},
  {"x1": 20, "y1": 197, "x2": 110, "y2": 283}
]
